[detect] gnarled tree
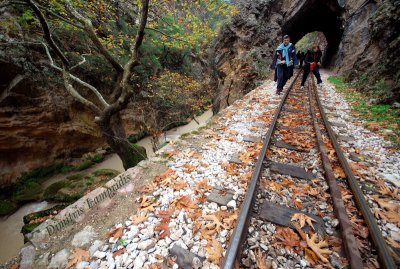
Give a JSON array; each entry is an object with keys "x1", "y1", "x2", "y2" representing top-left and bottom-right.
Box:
[{"x1": 15, "y1": 0, "x2": 150, "y2": 169}]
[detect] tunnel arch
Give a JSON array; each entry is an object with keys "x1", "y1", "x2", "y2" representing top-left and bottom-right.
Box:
[{"x1": 282, "y1": 0, "x2": 344, "y2": 67}]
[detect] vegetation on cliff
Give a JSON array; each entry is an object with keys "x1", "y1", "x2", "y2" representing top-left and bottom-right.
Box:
[{"x1": 0, "y1": 0, "x2": 235, "y2": 187}]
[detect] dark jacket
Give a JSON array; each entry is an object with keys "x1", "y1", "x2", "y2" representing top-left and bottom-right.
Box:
[
  {"x1": 271, "y1": 43, "x2": 298, "y2": 69},
  {"x1": 304, "y1": 50, "x2": 322, "y2": 65}
]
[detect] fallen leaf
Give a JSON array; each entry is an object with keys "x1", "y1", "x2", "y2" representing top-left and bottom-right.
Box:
[
  {"x1": 155, "y1": 222, "x2": 170, "y2": 239},
  {"x1": 66, "y1": 248, "x2": 89, "y2": 269},
  {"x1": 139, "y1": 196, "x2": 159, "y2": 214},
  {"x1": 372, "y1": 195, "x2": 399, "y2": 212},
  {"x1": 130, "y1": 210, "x2": 148, "y2": 225},
  {"x1": 306, "y1": 233, "x2": 332, "y2": 264},
  {"x1": 291, "y1": 213, "x2": 316, "y2": 230},
  {"x1": 171, "y1": 180, "x2": 188, "y2": 191},
  {"x1": 137, "y1": 182, "x2": 156, "y2": 193},
  {"x1": 206, "y1": 239, "x2": 223, "y2": 264},
  {"x1": 108, "y1": 227, "x2": 124, "y2": 239},
  {"x1": 255, "y1": 249, "x2": 272, "y2": 269},
  {"x1": 275, "y1": 227, "x2": 301, "y2": 248},
  {"x1": 172, "y1": 195, "x2": 197, "y2": 210},
  {"x1": 112, "y1": 248, "x2": 125, "y2": 258}
]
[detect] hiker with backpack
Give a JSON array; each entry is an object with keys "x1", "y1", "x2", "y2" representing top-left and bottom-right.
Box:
[
  {"x1": 301, "y1": 45, "x2": 323, "y2": 89},
  {"x1": 272, "y1": 35, "x2": 298, "y2": 95}
]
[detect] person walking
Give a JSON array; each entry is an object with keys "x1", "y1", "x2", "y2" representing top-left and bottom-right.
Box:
[
  {"x1": 296, "y1": 51, "x2": 304, "y2": 68},
  {"x1": 300, "y1": 45, "x2": 323, "y2": 89},
  {"x1": 272, "y1": 35, "x2": 297, "y2": 95}
]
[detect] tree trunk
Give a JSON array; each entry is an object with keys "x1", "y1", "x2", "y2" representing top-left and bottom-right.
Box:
[{"x1": 98, "y1": 118, "x2": 147, "y2": 170}]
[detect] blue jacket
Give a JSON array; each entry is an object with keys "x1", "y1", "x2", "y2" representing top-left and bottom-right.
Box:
[{"x1": 271, "y1": 43, "x2": 298, "y2": 69}]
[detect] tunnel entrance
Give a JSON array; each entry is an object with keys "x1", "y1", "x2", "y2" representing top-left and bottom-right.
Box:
[
  {"x1": 296, "y1": 31, "x2": 328, "y2": 60},
  {"x1": 282, "y1": 0, "x2": 343, "y2": 67}
]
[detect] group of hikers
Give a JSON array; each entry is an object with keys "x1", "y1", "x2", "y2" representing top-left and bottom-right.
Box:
[{"x1": 272, "y1": 35, "x2": 323, "y2": 95}]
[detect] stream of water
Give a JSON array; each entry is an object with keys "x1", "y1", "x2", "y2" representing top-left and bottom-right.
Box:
[{"x1": 0, "y1": 109, "x2": 213, "y2": 263}]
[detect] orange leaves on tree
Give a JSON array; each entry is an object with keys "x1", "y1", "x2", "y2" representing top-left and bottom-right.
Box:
[{"x1": 66, "y1": 248, "x2": 89, "y2": 269}]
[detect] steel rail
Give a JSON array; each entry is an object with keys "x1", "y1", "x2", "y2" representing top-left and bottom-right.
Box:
[
  {"x1": 308, "y1": 80, "x2": 363, "y2": 268},
  {"x1": 312, "y1": 80, "x2": 396, "y2": 269},
  {"x1": 222, "y1": 71, "x2": 302, "y2": 269}
]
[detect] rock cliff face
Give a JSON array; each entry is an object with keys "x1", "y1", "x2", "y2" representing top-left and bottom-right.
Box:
[
  {"x1": 0, "y1": 55, "x2": 140, "y2": 184},
  {"x1": 213, "y1": 0, "x2": 399, "y2": 111},
  {"x1": 0, "y1": 59, "x2": 103, "y2": 184}
]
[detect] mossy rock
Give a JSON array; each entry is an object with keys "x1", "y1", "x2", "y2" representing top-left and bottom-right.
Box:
[
  {"x1": 43, "y1": 170, "x2": 114, "y2": 203},
  {"x1": 21, "y1": 223, "x2": 41, "y2": 234},
  {"x1": 23, "y1": 204, "x2": 68, "y2": 224},
  {"x1": 76, "y1": 160, "x2": 94, "y2": 171},
  {"x1": 14, "y1": 182, "x2": 43, "y2": 203},
  {"x1": 92, "y1": 169, "x2": 119, "y2": 179},
  {"x1": 0, "y1": 200, "x2": 18, "y2": 216},
  {"x1": 92, "y1": 154, "x2": 105, "y2": 163},
  {"x1": 126, "y1": 144, "x2": 147, "y2": 167}
]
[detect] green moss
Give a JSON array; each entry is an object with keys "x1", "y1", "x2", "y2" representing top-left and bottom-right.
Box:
[
  {"x1": 92, "y1": 169, "x2": 119, "y2": 178},
  {"x1": 92, "y1": 154, "x2": 105, "y2": 163},
  {"x1": 14, "y1": 182, "x2": 43, "y2": 203},
  {"x1": 21, "y1": 223, "x2": 41, "y2": 234},
  {"x1": 127, "y1": 131, "x2": 147, "y2": 144},
  {"x1": 328, "y1": 76, "x2": 400, "y2": 146},
  {"x1": 124, "y1": 144, "x2": 147, "y2": 168},
  {"x1": 76, "y1": 160, "x2": 94, "y2": 171},
  {"x1": 180, "y1": 132, "x2": 190, "y2": 138},
  {"x1": 0, "y1": 200, "x2": 17, "y2": 216},
  {"x1": 43, "y1": 181, "x2": 68, "y2": 201}
]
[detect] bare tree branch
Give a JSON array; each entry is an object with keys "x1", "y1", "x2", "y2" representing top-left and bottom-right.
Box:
[
  {"x1": 64, "y1": 0, "x2": 124, "y2": 73},
  {"x1": 41, "y1": 42, "x2": 109, "y2": 109},
  {"x1": 120, "y1": 0, "x2": 150, "y2": 90},
  {"x1": 26, "y1": 0, "x2": 70, "y2": 67}
]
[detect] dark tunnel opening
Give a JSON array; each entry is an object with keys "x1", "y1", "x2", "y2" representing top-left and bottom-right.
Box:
[{"x1": 282, "y1": 0, "x2": 344, "y2": 67}]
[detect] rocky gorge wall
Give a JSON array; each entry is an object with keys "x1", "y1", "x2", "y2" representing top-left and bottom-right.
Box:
[
  {"x1": 0, "y1": 53, "x2": 139, "y2": 184},
  {"x1": 213, "y1": 0, "x2": 400, "y2": 111}
]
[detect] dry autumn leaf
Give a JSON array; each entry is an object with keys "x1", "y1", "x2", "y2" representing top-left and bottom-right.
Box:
[
  {"x1": 172, "y1": 195, "x2": 197, "y2": 210},
  {"x1": 139, "y1": 196, "x2": 159, "y2": 214},
  {"x1": 194, "y1": 179, "x2": 212, "y2": 194},
  {"x1": 255, "y1": 249, "x2": 272, "y2": 269},
  {"x1": 112, "y1": 248, "x2": 125, "y2": 258},
  {"x1": 131, "y1": 210, "x2": 148, "y2": 225},
  {"x1": 206, "y1": 239, "x2": 223, "y2": 264},
  {"x1": 291, "y1": 213, "x2": 316, "y2": 230},
  {"x1": 275, "y1": 227, "x2": 301, "y2": 248},
  {"x1": 171, "y1": 180, "x2": 188, "y2": 191},
  {"x1": 372, "y1": 195, "x2": 399, "y2": 212},
  {"x1": 306, "y1": 233, "x2": 332, "y2": 264},
  {"x1": 108, "y1": 227, "x2": 124, "y2": 239},
  {"x1": 155, "y1": 222, "x2": 170, "y2": 239},
  {"x1": 66, "y1": 248, "x2": 89, "y2": 269}
]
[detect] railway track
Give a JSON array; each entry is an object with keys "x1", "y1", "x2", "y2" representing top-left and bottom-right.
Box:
[{"x1": 222, "y1": 71, "x2": 396, "y2": 268}]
